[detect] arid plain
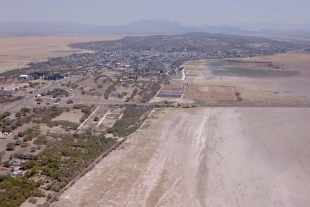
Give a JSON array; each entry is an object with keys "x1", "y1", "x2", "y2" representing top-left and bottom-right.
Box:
[
  {"x1": 52, "y1": 107, "x2": 310, "y2": 207},
  {"x1": 0, "y1": 35, "x2": 125, "y2": 72},
  {"x1": 52, "y1": 49, "x2": 310, "y2": 206},
  {"x1": 0, "y1": 34, "x2": 310, "y2": 207}
]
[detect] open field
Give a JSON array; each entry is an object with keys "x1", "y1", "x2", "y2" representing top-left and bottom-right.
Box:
[
  {"x1": 0, "y1": 35, "x2": 125, "y2": 72},
  {"x1": 156, "y1": 84, "x2": 185, "y2": 98},
  {"x1": 52, "y1": 107, "x2": 310, "y2": 207},
  {"x1": 52, "y1": 111, "x2": 83, "y2": 124},
  {"x1": 179, "y1": 51, "x2": 310, "y2": 105},
  {"x1": 184, "y1": 85, "x2": 236, "y2": 103},
  {"x1": 208, "y1": 86, "x2": 236, "y2": 100}
]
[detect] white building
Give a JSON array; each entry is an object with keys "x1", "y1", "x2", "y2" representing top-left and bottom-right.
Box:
[{"x1": 19, "y1": 75, "x2": 30, "y2": 79}]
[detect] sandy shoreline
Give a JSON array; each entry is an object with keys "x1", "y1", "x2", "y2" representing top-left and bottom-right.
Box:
[{"x1": 52, "y1": 107, "x2": 310, "y2": 207}]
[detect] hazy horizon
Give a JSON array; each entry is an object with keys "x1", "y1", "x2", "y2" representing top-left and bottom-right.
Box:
[{"x1": 0, "y1": 0, "x2": 310, "y2": 31}]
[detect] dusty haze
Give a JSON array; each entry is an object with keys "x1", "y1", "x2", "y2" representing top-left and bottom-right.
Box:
[{"x1": 0, "y1": 1, "x2": 310, "y2": 31}]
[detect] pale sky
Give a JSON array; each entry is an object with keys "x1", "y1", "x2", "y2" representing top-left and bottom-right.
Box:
[{"x1": 0, "y1": 0, "x2": 309, "y2": 28}]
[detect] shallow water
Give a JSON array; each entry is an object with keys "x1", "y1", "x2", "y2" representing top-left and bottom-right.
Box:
[{"x1": 208, "y1": 61, "x2": 298, "y2": 78}]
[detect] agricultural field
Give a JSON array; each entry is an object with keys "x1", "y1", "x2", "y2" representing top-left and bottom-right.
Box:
[
  {"x1": 183, "y1": 85, "x2": 237, "y2": 104},
  {"x1": 156, "y1": 84, "x2": 185, "y2": 98},
  {"x1": 180, "y1": 51, "x2": 310, "y2": 105}
]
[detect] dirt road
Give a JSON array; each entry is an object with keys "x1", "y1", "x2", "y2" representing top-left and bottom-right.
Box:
[{"x1": 52, "y1": 107, "x2": 310, "y2": 207}]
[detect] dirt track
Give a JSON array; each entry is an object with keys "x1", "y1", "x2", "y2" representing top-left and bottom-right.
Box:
[{"x1": 52, "y1": 107, "x2": 310, "y2": 207}]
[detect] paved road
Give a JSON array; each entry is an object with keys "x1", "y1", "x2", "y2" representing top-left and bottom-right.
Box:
[
  {"x1": 4, "y1": 78, "x2": 310, "y2": 114},
  {"x1": 10, "y1": 98, "x2": 310, "y2": 113},
  {"x1": 5, "y1": 80, "x2": 62, "y2": 112}
]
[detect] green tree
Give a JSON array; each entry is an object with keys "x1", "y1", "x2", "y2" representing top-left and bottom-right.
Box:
[
  {"x1": 15, "y1": 140, "x2": 22, "y2": 146},
  {"x1": 6, "y1": 143, "x2": 15, "y2": 151}
]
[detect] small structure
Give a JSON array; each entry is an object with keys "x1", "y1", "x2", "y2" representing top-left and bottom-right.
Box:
[
  {"x1": 0, "y1": 132, "x2": 11, "y2": 138},
  {"x1": 120, "y1": 77, "x2": 128, "y2": 82},
  {"x1": 10, "y1": 170, "x2": 24, "y2": 178},
  {"x1": 19, "y1": 75, "x2": 31, "y2": 80},
  {"x1": 120, "y1": 76, "x2": 135, "y2": 82}
]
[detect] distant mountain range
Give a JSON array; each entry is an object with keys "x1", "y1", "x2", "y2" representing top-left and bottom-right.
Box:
[{"x1": 0, "y1": 20, "x2": 309, "y2": 36}]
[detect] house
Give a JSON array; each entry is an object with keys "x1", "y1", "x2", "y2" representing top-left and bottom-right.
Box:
[
  {"x1": 0, "y1": 131, "x2": 11, "y2": 138},
  {"x1": 19, "y1": 75, "x2": 31, "y2": 79},
  {"x1": 120, "y1": 77, "x2": 128, "y2": 82},
  {"x1": 10, "y1": 170, "x2": 24, "y2": 178}
]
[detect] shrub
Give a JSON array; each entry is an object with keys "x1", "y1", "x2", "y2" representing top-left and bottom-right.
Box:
[
  {"x1": 73, "y1": 104, "x2": 84, "y2": 109},
  {"x1": 66, "y1": 99, "x2": 73, "y2": 104},
  {"x1": 15, "y1": 140, "x2": 22, "y2": 145},
  {"x1": 21, "y1": 142, "x2": 30, "y2": 148},
  {"x1": 28, "y1": 197, "x2": 37, "y2": 204},
  {"x1": 93, "y1": 117, "x2": 99, "y2": 121},
  {"x1": 30, "y1": 147, "x2": 36, "y2": 153},
  {"x1": 0, "y1": 112, "x2": 10, "y2": 120},
  {"x1": 6, "y1": 143, "x2": 15, "y2": 151},
  {"x1": 46, "y1": 193, "x2": 53, "y2": 200}
]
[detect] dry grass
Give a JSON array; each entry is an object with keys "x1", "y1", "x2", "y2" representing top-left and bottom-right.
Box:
[
  {"x1": 0, "y1": 35, "x2": 125, "y2": 73},
  {"x1": 52, "y1": 112, "x2": 83, "y2": 124},
  {"x1": 181, "y1": 51, "x2": 310, "y2": 105},
  {"x1": 158, "y1": 84, "x2": 185, "y2": 94},
  {"x1": 184, "y1": 85, "x2": 236, "y2": 103},
  {"x1": 220, "y1": 51, "x2": 310, "y2": 73},
  {"x1": 208, "y1": 86, "x2": 236, "y2": 100}
]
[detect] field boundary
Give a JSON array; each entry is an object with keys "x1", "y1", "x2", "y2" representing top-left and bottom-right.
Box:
[{"x1": 77, "y1": 106, "x2": 100, "y2": 131}]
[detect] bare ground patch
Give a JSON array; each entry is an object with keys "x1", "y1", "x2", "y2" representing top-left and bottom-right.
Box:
[
  {"x1": 52, "y1": 107, "x2": 310, "y2": 207},
  {"x1": 184, "y1": 85, "x2": 236, "y2": 103},
  {"x1": 181, "y1": 51, "x2": 310, "y2": 105},
  {"x1": 52, "y1": 112, "x2": 83, "y2": 124}
]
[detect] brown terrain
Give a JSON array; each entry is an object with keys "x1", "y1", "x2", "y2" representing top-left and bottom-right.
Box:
[
  {"x1": 50, "y1": 49, "x2": 310, "y2": 207},
  {"x1": 1, "y1": 34, "x2": 310, "y2": 207},
  {"x1": 182, "y1": 51, "x2": 310, "y2": 105},
  {"x1": 0, "y1": 35, "x2": 125, "y2": 72},
  {"x1": 52, "y1": 107, "x2": 310, "y2": 207}
]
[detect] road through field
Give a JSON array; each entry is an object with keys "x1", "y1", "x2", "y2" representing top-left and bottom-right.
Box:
[{"x1": 53, "y1": 107, "x2": 310, "y2": 207}]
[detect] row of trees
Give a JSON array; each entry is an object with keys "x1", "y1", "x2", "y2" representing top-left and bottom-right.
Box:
[{"x1": 107, "y1": 105, "x2": 152, "y2": 137}]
